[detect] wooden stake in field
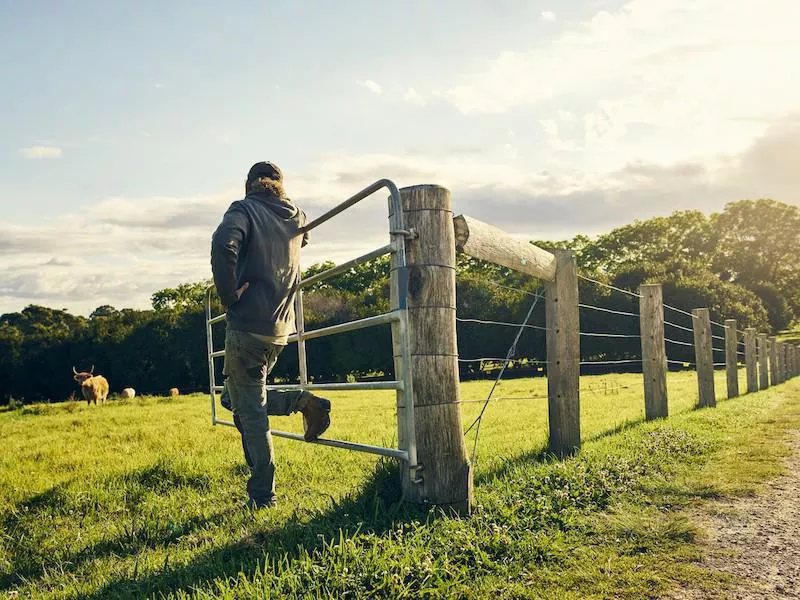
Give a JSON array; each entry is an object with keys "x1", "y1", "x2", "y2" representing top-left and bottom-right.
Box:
[
  {"x1": 639, "y1": 284, "x2": 667, "y2": 419},
  {"x1": 757, "y1": 333, "x2": 769, "y2": 390},
  {"x1": 692, "y1": 308, "x2": 716, "y2": 408},
  {"x1": 393, "y1": 184, "x2": 472, "y2": 514},
  {"x1": 744, "y1": 328, "x2": 758, "y2": 394},
  {"x1": 545, "y1": 250, "x2": 581, "y2": 456},
  {"x1": 724, "y1": 319, "x2": 739, "y2": 399},
  {"x1": 783, "y1": 343, "x2": 790, "y2": 382},
  {"x1": 769, "y1": 337, "x2": 779, "y2": 386}
]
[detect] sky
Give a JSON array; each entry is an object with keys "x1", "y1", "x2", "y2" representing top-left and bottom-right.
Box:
[{"x1": 1, "y1": 0, "x2": 799, "y2": 316}]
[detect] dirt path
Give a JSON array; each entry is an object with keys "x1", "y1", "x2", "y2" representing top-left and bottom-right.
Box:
[{"x1": 670, "y1": 432, "x2": 800, "y2": 599}]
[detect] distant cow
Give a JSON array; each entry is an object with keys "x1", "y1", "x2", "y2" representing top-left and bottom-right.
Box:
[
  {"x1": 72, "y1": 366, "x2": 109, "y2": 406},
  {"x1": 169, "y1": 388, "x2": 180, "y2": 397},
  {"x1": 121, "y1": 387, "x2": 136, "y2": 399}
]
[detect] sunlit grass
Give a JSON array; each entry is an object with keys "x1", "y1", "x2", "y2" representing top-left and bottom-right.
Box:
[{"x1": 1, "y1": 373, "x2": 798, "y2": 599}]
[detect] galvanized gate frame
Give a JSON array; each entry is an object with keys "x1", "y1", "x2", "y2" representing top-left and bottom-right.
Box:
[{"x1": 205, "y1": 180, "x2": 420, "y2": 480}]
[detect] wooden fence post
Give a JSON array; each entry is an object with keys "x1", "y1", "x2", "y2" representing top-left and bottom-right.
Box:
[
  {"x1": 545, "y1": 250, "x2": 581, "y2": 456},
  {"x1": 724, "y1": 319, "x2": 739, "y2": 399},
  {"x1": 744, "y1": 328, "x2": 758, "y2": 393},
  {"x1": 769, "y1": 337, "x2": 778, "y2": 385},
  {"x1": 757, "y1": 333, "x2": 769, "y2": 390},
  {"x1": 393, "y1": 184, "x2": 472, "y2": 514},
  {"x1": 639, "y1": 284, "x2": 667, "y2": 419},
  {"x1": 692, "y1": 308, "x2": 716, "y2": 408},
  {"x1": 780, "y1": 343, "x2": 788, "y2": 383},
  {"x1": 785, "y1": 343, "x2": 791, "y2": 381}
]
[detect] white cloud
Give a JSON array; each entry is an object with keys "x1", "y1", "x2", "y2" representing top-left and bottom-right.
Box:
[
  {"x1": 357, "y1": 79, "x2": 382, "y2": 94},
  {"x1": 18, "y1": 146, "x2": 63, "y2": 159},
  {"x1": 437, "y1": 0, "x2": 800, "y2": 167},
  {"x1": 2, "y1": 118, "x2": 798, "y2": 316},
  {"x1": 541, "y1": 10, "x2": 556, "y2": 22},
  {"x1": 403, "y1": 87, "x2": 426, "y2": 106}
]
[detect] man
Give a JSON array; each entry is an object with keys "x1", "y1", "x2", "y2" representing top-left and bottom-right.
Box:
[{"x1": 211, "y1": 161, "x2": 331, "y2": 509}]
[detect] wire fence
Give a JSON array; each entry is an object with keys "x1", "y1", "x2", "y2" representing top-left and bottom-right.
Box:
[{"x1": 452, "y1": 263, "x2": 797, "y2": 467}]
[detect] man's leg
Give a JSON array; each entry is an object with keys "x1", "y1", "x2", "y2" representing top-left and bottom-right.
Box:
[
  {"x1": 224, "y1": 330, "x2": 279, "y2": 507},
  {"x1": 268, "y1": 388, "x2": 331, "y2": 441}
]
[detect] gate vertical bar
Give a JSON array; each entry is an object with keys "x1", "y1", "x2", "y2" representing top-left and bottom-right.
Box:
[
  {"x1": 295, "y1": 291, "x2": 308, "y2": 386},
  {"x1": 639, "y1": 283, "x2": 667, "y2": 419},
  {"x1": 206, "y1": 288, "x2": 218, "y2": 425},
  {"x1": 388, "y1": 184, "x2": 420, "y2": 491},
  {"x1": 724, "y1": 319, "x2": 739, "y2": 399},
  {"x1": 692, "y1": 308, "x2": 716, "y2": 408}
]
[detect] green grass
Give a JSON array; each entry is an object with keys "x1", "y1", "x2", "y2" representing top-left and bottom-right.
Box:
[{"x1": 1, "y1": 371, "x2": 799, "y2": 599}]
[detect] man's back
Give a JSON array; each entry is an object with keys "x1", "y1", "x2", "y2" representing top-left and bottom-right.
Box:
[{"x1": 211, "y1": 178, "x2": 307, "y2": 338}]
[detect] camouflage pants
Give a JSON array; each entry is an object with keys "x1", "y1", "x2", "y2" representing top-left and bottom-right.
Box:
[{"x1": 222, "y1": 329, "x2": 305, "y2": 505}]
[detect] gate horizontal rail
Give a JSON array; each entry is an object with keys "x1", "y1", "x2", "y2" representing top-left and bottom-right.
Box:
[
  {"x1": 300, "y1": 244, "x2": 393, "y2": 290},
  {"x1": 212, "y1": 380, "x2": 403, "y2": 392},
  {"x1": 287, "y1": 311, "x2": 398, "y2": 343},
  {"x1": 212, "y1": 418, "x2": 408, "y2": 460}
]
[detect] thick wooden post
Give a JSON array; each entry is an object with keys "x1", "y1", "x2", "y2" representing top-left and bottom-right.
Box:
[
  {"x1": 744, "y1": 328, "x2": 758, "y2": 393},
  {"x1": 769, "y1": 337, "x2": 779, "y2": 385},
  {"x1": 776, "y1": 343, "x2": 785, "y2": 384},
  {"x1": 639, "y1": 284, "x2": 668, "y2": 419},
  {"x1": 545, "y1": 250, "x2": 581, "y2": 456},
  {"x1": 692, "y1": 308, "x2": 716, "y2": 408},
  {"x1": 724, "y1": 319, "x2": 739, "y2": 399},
  {"x1": 392, "y1": 185, "x2": 472, "y2": 514},
  {"x1": 757, "y1": 333, "x2": 769, "y2": 390}
]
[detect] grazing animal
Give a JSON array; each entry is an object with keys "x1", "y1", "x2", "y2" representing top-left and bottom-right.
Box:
[
  {"x1": 169, "y1": 388, "x2": 180, "y2": 397},
  {"x1": 121, "y1": 387, "x2": 136, "y2": 399},
  {"x1": 72, "y1": 366, "x2": 109, "y2": 406}
]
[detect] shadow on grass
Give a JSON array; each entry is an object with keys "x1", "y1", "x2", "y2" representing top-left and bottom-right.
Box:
[
  {"x1": 1, "y1": 458, "x2": 425, "y2": 599},
  {"x1": 81, "y1": 459, "x2": 425, "y2": 600},
  {"x1": 0, "y1": 462, "x2": 221, "y2": 591},
  {"x1": 474, "y1": 418, "x2": 646, "y2": 486}
]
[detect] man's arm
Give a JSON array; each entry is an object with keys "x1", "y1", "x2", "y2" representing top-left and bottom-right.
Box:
[{"x1": 211, "y1": 201, "x2": 250, "y2": 308}]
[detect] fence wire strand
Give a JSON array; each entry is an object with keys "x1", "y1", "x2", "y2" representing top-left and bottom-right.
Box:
[
  {"x1": 457, "y1": 317, "x2": 549, "y2": 332},
  {"x1": 486, "y1": 280, "x2": 542, "y2": 298},
  {"x1": 579, "y1": 303, "x2": 639, "y2": 318},
  {"x1": 664, "y1": 320, "x2": 694, "y2": 333},
  {"x1": 578, "y1": 274, "x2": 642, "y2": 298},
  {"x1": 463, "y1": 289, "x2": 543, "y2": 466},
  {"x1": 665, "y1": 338, "x2": 694, "y2": 347},
  {"x1": 663, "y1": 304, "x2": 697, "y2": 320}
]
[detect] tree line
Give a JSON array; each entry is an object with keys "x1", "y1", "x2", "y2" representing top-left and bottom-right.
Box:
[{"x1": 1, "y1": 199, "x2": 797, "y2": 405}]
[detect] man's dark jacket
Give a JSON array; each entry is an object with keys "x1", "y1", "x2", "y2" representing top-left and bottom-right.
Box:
[{"x1": 211, "y1": 190, "x2": 308, "y2": 338}]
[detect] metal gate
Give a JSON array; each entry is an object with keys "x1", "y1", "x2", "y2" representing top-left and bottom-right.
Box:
[{"x1": 205, "y1": 179, "x2": 419, "y2": 475}]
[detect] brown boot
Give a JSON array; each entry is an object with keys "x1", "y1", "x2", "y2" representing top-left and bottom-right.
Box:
[{"x1": 300, "y1": 392, "x2": 331, "y2": 442}]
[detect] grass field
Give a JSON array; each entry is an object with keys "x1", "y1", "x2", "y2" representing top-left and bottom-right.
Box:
[{"x1": 1, "y1": 369, "x2": 798, "y2": 599}]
